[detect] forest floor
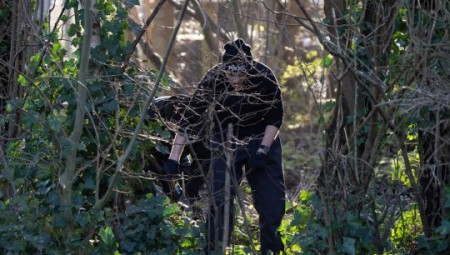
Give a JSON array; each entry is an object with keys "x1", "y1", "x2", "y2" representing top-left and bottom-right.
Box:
[{"x1": 281, "y1": 125, "x2": 322, "y2": 200}]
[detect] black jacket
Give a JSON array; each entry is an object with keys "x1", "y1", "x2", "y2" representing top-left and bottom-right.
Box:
[{"x1": 180, "y1": 61, "x2": 284, "y2": 141}]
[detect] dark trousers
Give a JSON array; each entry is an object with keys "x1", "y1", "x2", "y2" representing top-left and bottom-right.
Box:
[{"x1": 206, "y1": 137, "x2": 285, "y2": 253}]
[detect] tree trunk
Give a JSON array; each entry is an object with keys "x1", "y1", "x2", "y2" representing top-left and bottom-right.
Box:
[
  {"x1": 60, "y1": 0, "x2": 94, "y2": 225},
  {"x1": 419, "y1": 124, "x2": 450, "y2": 230},
  {"x1": 412, "y1": 0, "x2": 450, "y2": 235},
  {"x1": 0, "y1": 0, "x2": 36, "y2": 199}
]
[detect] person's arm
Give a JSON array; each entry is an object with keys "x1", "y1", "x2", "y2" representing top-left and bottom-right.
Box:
[
  {"x1": 168, "y1": 133, "x2": 187, "y2": 162},
  {"x1": 256, "y1": 64, "x2": 283, "y2": 154},
  {"x1": 258, "y1": 125, "x2": 279, "y2": 154}
]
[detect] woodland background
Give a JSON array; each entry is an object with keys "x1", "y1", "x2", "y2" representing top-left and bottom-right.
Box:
[{"x1": 0, "y1": 0, "x2": 449, "y2": 254}]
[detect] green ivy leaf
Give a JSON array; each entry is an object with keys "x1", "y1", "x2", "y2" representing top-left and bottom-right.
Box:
[
  {"x1": 104, "y1": 37, "x2": 118, "y2": 55},
  {"x1": 48, "y1": 118, "x2": 62, "y2": 132},
  {"x1": 299, "y1": 190, "x2": 312, "y2": 202},
  {"x1": 121, "y1": 240, "x2": 137, "y2": 253},
  {"x1": 99, "y1": 101, "x2": 118, "y2": 113},
  {"x1": 60, "y1": 14, "x2": 69, "y2": 22},
  {"x1": 436, "y1": 220, "x2": 450, "y2": 236},
  {"x1": 99, "y1": 226, "x2": 115, "y2": 245},
  {"x1": 320, "y1": 54, "x2": 333, "y2": 68},
  {"x1": 67, "y1": 23, "x2": 79, "y2": 37},
  {"x1": 290, "y1": 210, "x2": 303, "y2": 226},
  {"x1": 125, "y1": 0, "x2": 140, "y2": 8},
  {"x1": 5, "y1": 102, "x2": 14, "y2": 112},
  {"x1": 162, "y1": 204, "x2": 179, "y2": 217},
  {"x1": 77, "y1": 142, "x2": 86, "y2": 151},
  {"x1": 75, "y1": 211, "x2": 90, "y2": 228},
  {"x1": 18, "y1": 75, "x2": 28, "y2": 87},
  {"x1": 83, "y1": 176, "x2": 96, "y2": 190},
  {"x1": 341, "y1": 237, "x2": 356, "y2": 255},
  {"x1": 323, "y1": 100, "x2": 335, "y2": 112}
]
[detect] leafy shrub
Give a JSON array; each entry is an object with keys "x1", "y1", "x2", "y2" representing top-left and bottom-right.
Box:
[
  {"x1": 0, "y1": 193, "x2": 203, "y2": 254},
  {"x1": 110, "y1": 194, "x2": 203, "y2": 254}
]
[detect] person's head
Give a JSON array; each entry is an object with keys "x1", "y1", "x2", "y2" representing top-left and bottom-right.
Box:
[{"x1": 221, "y1": 38, "x2": 252, "y2": 88}]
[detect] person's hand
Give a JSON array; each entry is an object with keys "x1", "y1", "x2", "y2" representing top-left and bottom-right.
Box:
[
  {"x1": 250, "y1": 152, "x2": 268, "y2": 171},
  {"x1": 161, "y1": 159, "x2": 180, "y2": 179}
]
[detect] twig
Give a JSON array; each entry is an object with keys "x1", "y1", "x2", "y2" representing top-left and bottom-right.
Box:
[
  {"x1": 223, "y1": 123, "x2": 232, "y2": 254},
  {"x1": 122, "y1": 0, "x2": 167, "y2": 72},
  {"x1": 60, "y1": 0, "x2": 94, "y2": 223}
]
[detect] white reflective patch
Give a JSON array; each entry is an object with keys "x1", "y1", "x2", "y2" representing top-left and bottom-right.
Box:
[{"x1": 225, "y1": 64, "x2": 247, "y2": 73}]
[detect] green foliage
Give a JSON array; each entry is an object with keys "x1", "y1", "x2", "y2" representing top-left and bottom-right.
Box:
[
  {"x1": 280, "y1": 51, "x2": 324, "y2": 129},
  {"x1": 0, "y1": 0, "x2": 190, "y2": 253},
  {"x1": 280, "y1": 191, "x2": 328, "y2": 255},
  {"x1": 283, "y1": 186, "x2": 418, "y2": 254},
  {"x1": 412, "y1": 187, "x2": 450, "y2": 254},
  {"x1": 390, "y1": 207, "x2": 421, "y2": 253},
  {"x1": 320, "y1": 54, "x2": 333, "y2": 68},
  {"x1": 0, "y1": 194, "x2": 202, "y2": 254},
  {"x1": 110, "y1": 195, "x2": 203, "y2": 254},
  {"x1": 2, "y1": 0, "x2": 449, "y2": 254},
  {"x1": 416, "y1": 234, "x2": 449, "y2": 255}
]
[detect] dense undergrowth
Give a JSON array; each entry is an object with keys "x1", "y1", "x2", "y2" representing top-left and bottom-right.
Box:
[{"x1": 1, "y1": 0, "x2": 450, "y2": 254}]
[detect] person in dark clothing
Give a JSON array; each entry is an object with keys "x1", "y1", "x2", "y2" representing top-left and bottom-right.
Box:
[
  {"x1": 162, "y1": 38, "x2": 286, "y2": 254},
  {"x1": 145, "y1": 95, "x2": 210, "y2": 203}
]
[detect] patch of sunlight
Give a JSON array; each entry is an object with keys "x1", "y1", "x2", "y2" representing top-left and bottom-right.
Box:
[{"x1": 287, "y1": 123, "x2": 302, "y2": 129}]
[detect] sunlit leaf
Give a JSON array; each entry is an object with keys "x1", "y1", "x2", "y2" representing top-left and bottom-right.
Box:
[
  {"x1": 320, "y1": 54, "x2": 333, "y2": 68},
  {"x1": 299, "y1": 190, "x2": 312, "y2": 201},
  {"x1": 99, "y1": 226, "x2": 115, "y2": 245},
  {"x1": 18, "y1": 75, "x2": 28, "y2": 87}
]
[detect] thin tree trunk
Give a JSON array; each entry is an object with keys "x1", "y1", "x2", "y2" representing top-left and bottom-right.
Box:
[
  {"x1": 223, "y1": 123, "x2": 233, "y2": 254},
  {"x1": 230, "y1": 0, "x2": 248, "y2": 41},
  {"x1": 60, "y1": 0, "x2": 94, "y2": 224}
]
